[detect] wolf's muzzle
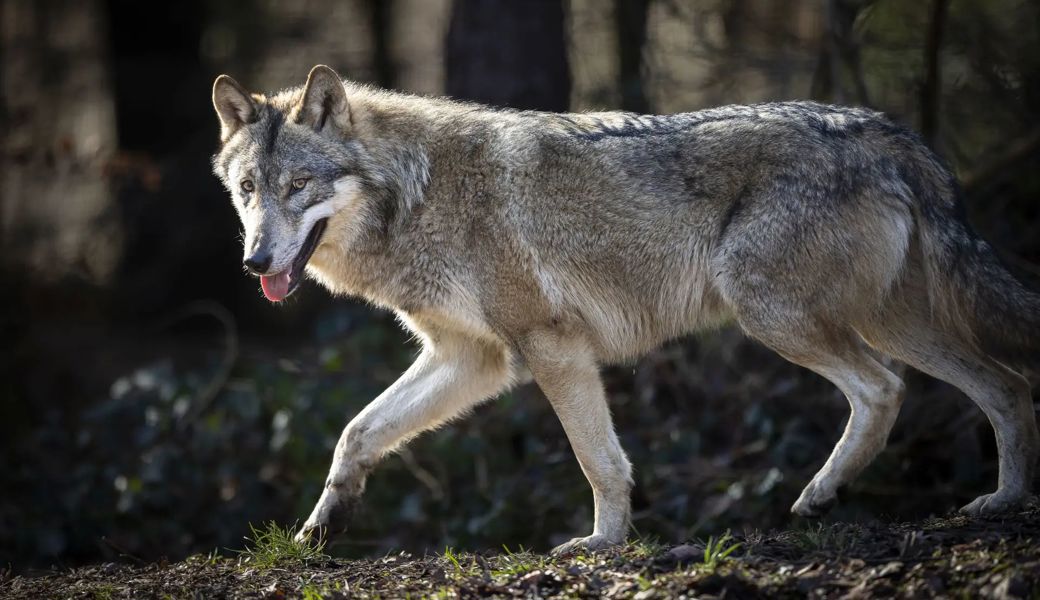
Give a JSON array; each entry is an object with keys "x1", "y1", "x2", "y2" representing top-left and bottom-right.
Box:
[{"x1": 243, "y1": 251, "x2": 273, "y2": 275}]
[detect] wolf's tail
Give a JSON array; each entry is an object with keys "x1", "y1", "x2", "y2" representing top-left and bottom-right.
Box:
[{"x1": 907, "y1": 149, "x2": 1040, "y2": 365}]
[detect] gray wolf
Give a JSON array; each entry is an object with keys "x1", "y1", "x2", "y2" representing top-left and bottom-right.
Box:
[{"x1": 211, "y1": 65, "x2": 1040, "y2": 554}]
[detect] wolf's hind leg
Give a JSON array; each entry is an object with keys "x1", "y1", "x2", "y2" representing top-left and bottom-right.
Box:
[
  {"x1": 859, "y1": 298, "x2": 1039, "y2": 515},
  {"x1": 518, "y1": 328, "x2": 633, "y2": 555},
  {"x1": 737, "y1": 315, "x2": 906, "y2": 517},
  {"x1": 295, "y1": 331, "x2": 513, "y2": 544}
]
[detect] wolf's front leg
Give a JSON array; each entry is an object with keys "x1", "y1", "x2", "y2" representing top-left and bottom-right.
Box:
[
  {"x1": 519, "y1": 329, "x2": 633, "y2": 555},
  {"x1": 295, "y1": 332, "x2": 513, "y2": 544}
]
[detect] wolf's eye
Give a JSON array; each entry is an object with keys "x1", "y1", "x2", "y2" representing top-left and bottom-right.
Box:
[
  {"x1": 240, "y1": 180, "x2": 255, "y2": 193},
  {"x1": 292, "y1": 178, "x2": 309, "y2": 191}
]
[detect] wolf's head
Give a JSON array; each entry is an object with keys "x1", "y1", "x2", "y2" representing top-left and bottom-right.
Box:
[{"x1": 211, "y1": 65, "x2": 386, "y2": 302}]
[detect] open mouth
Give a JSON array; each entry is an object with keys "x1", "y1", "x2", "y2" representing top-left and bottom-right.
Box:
[{"x1": 259, "y1": 218, "x2": 328, "y2": 302}]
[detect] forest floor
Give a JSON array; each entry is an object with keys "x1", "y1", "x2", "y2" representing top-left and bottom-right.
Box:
[{"x1": 5, "y1": 506, "x2": 1040, "y2": 599}]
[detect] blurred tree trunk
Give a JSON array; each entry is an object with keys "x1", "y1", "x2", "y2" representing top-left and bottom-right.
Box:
[
  {"x1": 615, "y1": 0, "x2": 651, "y2": 113},
  {"x1": 246, "y1": 0, "x2": 387, "y2": 90},
  {"x1": 810, "y1": 0, "x2": 873, "y2": 106},
  {"x1": 920, "y1": 0, "x2": 949, "y2": 147},
  {"x1": 697, "y1": 0, "x2": 817, "y2": 105},
  {"x1": 0, "y1": 0, "x2": 121, "y2": 284},
  {"x1": 445, "y1": 0, "x2": 571, "y2": 111},
  {"x1": 367, "y1": 0, "x2": 396, "y2": 88}
]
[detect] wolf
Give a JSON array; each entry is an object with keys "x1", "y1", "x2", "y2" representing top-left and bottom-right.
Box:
[{"x1": 211, "y1": 64, "x2": 1040, "y2": 554}]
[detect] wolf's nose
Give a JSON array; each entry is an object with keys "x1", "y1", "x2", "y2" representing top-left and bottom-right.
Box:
[{"x1": 243, "y1": 252, "x2": 272, "y2": 275}]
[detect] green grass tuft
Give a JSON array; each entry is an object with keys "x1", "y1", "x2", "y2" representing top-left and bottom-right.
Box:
[
  {"x1": 627, "y1": 535, "x2": 664, "y2": 559},
  {"x1": 236, "y1": 521, "x2": 328, "y2": 569},
  {"x1": 792, "y1": 522, "x2": 855, "y2": 555},
  {"x1": 91, "y1": 584, "x2": 116, "y2": 600},
  {"x1": 442, "y1": 546, "x2": 481, "y2": 578},
  {"x1": 702, "y1": 531, "x2": 742, "y2": 569},
  {"x1": 492, "y1": 545, "x2": 547, "y2": 577}
]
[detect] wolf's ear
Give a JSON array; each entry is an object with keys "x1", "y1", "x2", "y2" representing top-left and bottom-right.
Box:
[
  {"x1": 213, "y1": 75, "x2": 258, "y2": 142},
  {"x1": 295, "y1": 65, "x2": 351, "y2": 134}
]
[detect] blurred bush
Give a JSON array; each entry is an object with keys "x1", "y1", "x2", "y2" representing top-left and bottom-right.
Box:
[{"x1": 0, "y1": 301, "x2": 1007, "y2": 566}]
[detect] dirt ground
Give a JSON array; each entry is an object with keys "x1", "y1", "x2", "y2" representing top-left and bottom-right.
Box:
[{"x1": 5, "y1": 506, "x2": 1040, "y2": 599}]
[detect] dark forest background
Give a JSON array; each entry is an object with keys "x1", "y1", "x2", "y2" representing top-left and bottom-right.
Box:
[{"x1": 2, "y1": 0, "x2": 1039, "y2": 571}]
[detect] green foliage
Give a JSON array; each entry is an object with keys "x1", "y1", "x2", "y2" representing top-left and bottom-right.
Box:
[
  {"x1": 792, "y1": 523, "x2": 856, "y2": 556},
  {"x1": 237, "y1": 522, "x2": 328, "y2": 569},
  {"x1": 492, "y1": 545, "x2": 546, "y2": 577},
  {"x1": 3, "y1": 310, "x2": 1001, "y2": 568},
  {"x1": 627, "y1": 535, "x2": 663, "y2": 559},
  {"x1": 90, "y1": 584, "x2": 115, "y2": 600},
  {"x1": 635, "y1": 573, "x2": 655, "y2": 591},
  {"x1": 301, "y1": 587, "x2": 325, "y2": 600},
  {"x1": 442, "y1": 546, "x2": 480, "y2": 578},
  {"x1": 299, "y1": 581, "x2": 348, "y2": 600},
  {"x1": 701, "y1": 531, "x2": 742, "y2": 570},
  {"x1": 441, "y1": 546, "x2": 462, "y2": 574}
]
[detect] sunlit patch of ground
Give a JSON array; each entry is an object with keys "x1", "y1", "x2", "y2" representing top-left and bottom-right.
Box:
[{"x1": 6, "y1": 506, "x2": 1040, "y2": 599}]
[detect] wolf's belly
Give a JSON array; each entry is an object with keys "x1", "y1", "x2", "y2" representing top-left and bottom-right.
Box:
[{"x1": 540, "y1": 256, "x2": 732, "y2": 364}]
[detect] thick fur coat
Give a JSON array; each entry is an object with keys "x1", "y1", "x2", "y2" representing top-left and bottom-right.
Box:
[{"x1": 212, "y1": 66, "x2": 1040, "y2": 554}]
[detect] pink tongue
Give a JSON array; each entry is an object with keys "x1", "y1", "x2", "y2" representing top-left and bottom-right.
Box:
[{"x1": 260, "y1": 272, "x2": 291, "y2": 302}]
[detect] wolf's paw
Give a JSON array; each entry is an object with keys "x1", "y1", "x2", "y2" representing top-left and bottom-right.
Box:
[
  {"x1": 550, "y1": 533, "x2": 622, "y2": 556},
  {"x1": 294, "y1": 486, "x2": 354, "y2": 545},
  {"x1": 294, "y1": 520, "x2": 326, "y2": 546},
  {"x1": 959, "y1": 490, "x2": 1031, "y2": 517},
  {"x1": 791, "y1": 481, "x2": 837, "y2": 518}
]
